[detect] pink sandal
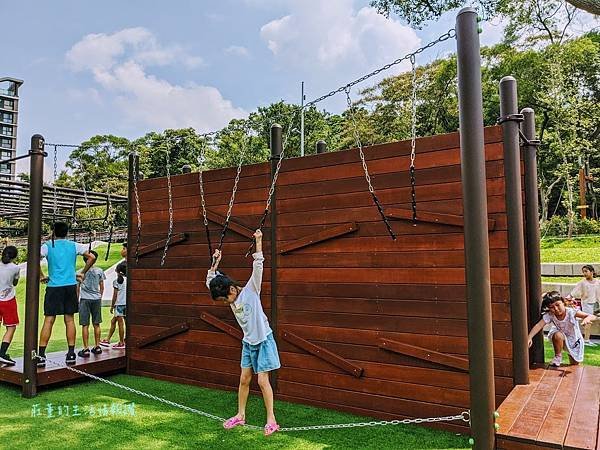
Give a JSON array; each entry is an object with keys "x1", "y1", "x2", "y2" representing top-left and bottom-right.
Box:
[
  {"x1": 264, "y1": 423, "x2": 280, "y2": 436},
  {"x1": 223, "y1": 416, "x2": 245, "y2": 429}
]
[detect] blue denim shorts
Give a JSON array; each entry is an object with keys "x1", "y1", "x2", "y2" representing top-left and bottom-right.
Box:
[{"x1": 241, "y1": 333, "x2": 281, "y2": 373}]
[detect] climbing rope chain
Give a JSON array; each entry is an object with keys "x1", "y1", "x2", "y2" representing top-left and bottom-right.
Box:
[
  {"x1": 409, "y1": 54, "x2": 418, "y2": 224},
  {"x1": 132, "y1": 149, "x2": 142, "y2": 263},
  {"x1": 197, "y1": 144, "x2": 213, "y2": 262},
  {"x1": 160, "y1": 140, "x2": 174, "y2": 267},
  {"x1": 244, "y1": 109, "x2": 299, "y2": 257},
  {"x1": 344, "y1": 87, "x2": 397, "y2": 241},
  {"x1": 33, "y1": 352, "x2": 470, "y2": 433}
]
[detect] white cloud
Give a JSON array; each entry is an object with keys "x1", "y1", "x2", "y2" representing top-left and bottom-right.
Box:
[
  {"x1": 260, "y1": 0, "x2": 420, "y2": 72},
  {"x1": 66, "y1": 28, "x2": 245, "y2": 132},
  {"x1": 225, "y1": 45, "x2": 251, "y2": 58}
]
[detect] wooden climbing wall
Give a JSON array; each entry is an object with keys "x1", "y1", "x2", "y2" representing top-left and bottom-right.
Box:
[{"x1": 128, "y1": 126, "x2": 515, "y2": 431}]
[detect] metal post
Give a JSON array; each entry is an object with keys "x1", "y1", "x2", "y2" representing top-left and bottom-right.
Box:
[
  {"x1": 269, "y1": 124, "x2": 282, "y2": 392},
  {"x1": 22, "y1": 134, "x2": 45, "y2": 398},
  {"x1": 521, "y1": 108, "x2": 544, "y2": 364},
  {"x1": 499, "y1": 77, "x2": 530, "y2": 385},
  {"x1": 125, "y1": 152, "x2": 139, "y2": 374},
  {"x1": 456, "y1": 8, "x2": 495, "y2": 450},
  {"x1": 316, "y1": 140, "x2": 327, "y2": 154},
  {"x1": 300, "y1": 82, "x2": 305, "y2": 157}
]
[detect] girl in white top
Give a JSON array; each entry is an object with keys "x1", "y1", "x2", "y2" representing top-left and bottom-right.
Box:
[
  {"x1": 0, "y1": 246, "x2": 20, "y2": 365},
  {"x1": 528, "y1": 291, "x2": 597, "y2": 367},
  {"x1": 206, "y1": 230, "x2": 281, "y2": 436},
  {"x1": 568, "y1": 264, "x2": 600, "y2": 346}
]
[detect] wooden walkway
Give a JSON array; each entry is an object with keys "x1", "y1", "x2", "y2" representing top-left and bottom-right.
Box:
[
  {"x1": 496, "y1": 365, "x2": 600, "y2": 450},
  {"x1": 0, "y1": 349, "x2": 126, "y2": 388}
]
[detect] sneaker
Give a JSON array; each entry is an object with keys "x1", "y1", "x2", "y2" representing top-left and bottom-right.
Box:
[
  {"x1": 112, "y1": 342, "x2": 126, "y2": 350},
  {"x1": 585, "y1": 341, "x2": 597, "y2": 347},
  {"x1": 91, "y1": 346, "x2": 103, "y2": 355},
  {"x1": 550, "y1": 355, "x2": 562, "y2": 367},
  {"x1": 66, "y1": 353, "x2": 76, "y2": 365},
  {"x1": 36, "y1": 355, "x2": 46, "y2": 368},
  {"x1": 99, "y1": 339, "x2": 111, "y2": 348},
  {"x1": 77, "y1": 348, "x2": 90, "y2": 358},
  {"x1": 0, "y1": 353, "x2": 16, "y2": 366}
]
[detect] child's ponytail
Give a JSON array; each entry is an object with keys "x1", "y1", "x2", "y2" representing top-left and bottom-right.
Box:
[
  {"x1": 116, "y1": 262, "x2": 127, "y2": 284},
  {"x1": 1, "y1": 246, "x2": 18, "y2": 264}
]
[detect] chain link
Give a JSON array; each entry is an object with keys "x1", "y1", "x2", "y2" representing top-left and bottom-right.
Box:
[
  {"x1": 79, "y1": 155, "x2": 93, "y2": 250},
  {"x1": 305, "y1": 29, "x2": 456, "y2": 109},
  {"x1": 32, "y1": 353, "x2": 469, "y2": 433},
  {"x1": 245, "y1": 110, "x2": 299, "y2": 257},
  {"x1": 161, "y1": 140, "x2": 174, "y2": 267},
  {"x1": 344, "y1": 87, "x2": 396, "y2": 241},
  {"x1": 217, "y1": 134, "x2": 247, "y2": 251},
  {"x1": 409, "y1": 54, "x2": 418, "y2": 225},
  {"x1": 132, "y1": 151, "x2": 142, "y2": 263},
  {"x1": 197, "y1": 145, "x2": 213, "y2": 263}
]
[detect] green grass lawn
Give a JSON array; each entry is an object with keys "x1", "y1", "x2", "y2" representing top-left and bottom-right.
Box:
[
  {"x1": 541, "y1": 276, "x2": 580, "y2": 284},
  {"x1": 544, "y1": 337, "x2": 600, "y2": 366},
  {"x1": 540, "y1": 236, "x2": 600, "y2": 263},
  {"x1": 0, "y1": 373, "x2": 470, "y2": 450},
  {"x1": 7, "y1": 243, "x2": 123, "y2": 357}
]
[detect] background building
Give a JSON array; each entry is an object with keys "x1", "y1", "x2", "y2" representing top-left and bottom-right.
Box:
[{"x1": 0, "y1": 77, "x2": 24, "y2": 181}]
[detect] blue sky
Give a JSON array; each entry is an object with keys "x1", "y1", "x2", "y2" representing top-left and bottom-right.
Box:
[{"x1": 5, "y1": 0, "x2": 509, "y2": 177}]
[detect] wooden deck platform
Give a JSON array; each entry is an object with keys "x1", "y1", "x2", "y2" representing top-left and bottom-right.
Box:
[
  {"x1": 496, "y1": 365, "x2": 600, "y2": 450},
  {"x1": 0, "y1": 349, "x2": 126, "y2": 388}
]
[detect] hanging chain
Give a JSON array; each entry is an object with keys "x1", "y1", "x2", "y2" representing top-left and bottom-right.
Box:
[
  {"x1": 104, "y1": 191, "x2": 114, "y2": 261},
  {"x1": 409, "y1": 54, "x2": 418, "y2": 225},
  {"x1": 245, "y1": 110, "x2": 299, "y2": 257},
  {"x1": 132, "y1": 151, "x2": 142, "y2": 263},
  {"x1": 79, "y1": 155, "x2": 93, "y2": 251},
  {"x1": 32, "y1": 352, "x2": 470, "y2": 433},
  {"x1": 51, "y1": 145, "x2": 58, "y2": 247},
  {"x1": 197, "y1": 145, "x2": 213, "y2": 263},
  {"x1": 304, "y1": 29, "x2": 455, "y2": 109},
  {"x1": 217, "y1": 134, "x2": 247, "y2": 251},
  {"x1": 344, "y1": 87, "x2": 396, "y2": 241},
  {"x1": 161, "y1": 140, "x2": 174, "y2": 267}
]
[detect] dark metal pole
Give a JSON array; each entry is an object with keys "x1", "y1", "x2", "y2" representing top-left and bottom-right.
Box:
[
  {"x1": 456, "y1": 8, "x2": 495, "y2": 450},
  {"x1": 22, "y1": 134, "x2": 45, "y2": 398},
  {"x1": 316, "y1": 140, "x2": 327, "y2": 154},
  {"x1": 499, "y1": 77, "x2": 530, "y2": 385},
  {"x1": 269, "y1": 124, "x2": 282, "y2": 393},
  {"x1": 125, "y1": 152, "x2": 138, "y2": 374},
  {"x1": 522, "y1": 108, "x2": 544, "y2": 364}
]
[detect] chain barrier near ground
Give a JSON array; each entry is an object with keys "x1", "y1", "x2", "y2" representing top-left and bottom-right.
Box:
[{"x1": 34, "y1": 353, "x2": 470, "y2": 433}]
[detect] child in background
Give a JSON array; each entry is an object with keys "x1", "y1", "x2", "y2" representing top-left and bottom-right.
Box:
[
  {"x1": 0, "y1": 246, "x2": 20, "y2": 365},
  {"x1": 76, "y1": 250, "x2": 105, "y2": 357},
  {"x1": 100, "y1": 262, "x2": 126, "y2": 349},
  {"x1": 528, "y1": 291, "x2": 597, "y2": 367},
  {"x1": 206, "y1": 229, "x2": 281, "y2": 437},
  {"x1": 568, "y1": 265, "x2": 600, "y2": 346},
  {"x1": 39, "y1": 221, "x2": 96, "y2": 366}
]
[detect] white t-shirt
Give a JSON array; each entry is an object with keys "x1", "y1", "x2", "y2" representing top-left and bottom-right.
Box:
[
  {"x1": 113, "y1": 278, "x2": 127, "y2": 306},
  {"x1": 0, "y1": 262, "x2": 20, "y2": 301},
  {"x1": 543, "y1": 308, "x2": 585, "y2": 362},
  {"x1": 570, "y1": 278, "x2": 600, "y2": 304},
  {"x1": 206, "y1": 252, "x2": 272, "y2": 345}
]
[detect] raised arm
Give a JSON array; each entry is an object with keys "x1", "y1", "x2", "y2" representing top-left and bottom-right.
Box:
[
  {"x1": 81, "y1": 251, "x2": 96, "y2": 276},
  {"x1": 247, "y1": 230, "x2": 264, "y2": 294}
]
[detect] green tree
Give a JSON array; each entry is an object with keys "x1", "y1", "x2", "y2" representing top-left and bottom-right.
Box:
[{"x1": 370, "y1": 0, "x2": 599, "y2": 28}]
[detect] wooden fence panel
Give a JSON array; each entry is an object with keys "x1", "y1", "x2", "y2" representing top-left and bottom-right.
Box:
[{"x1": 127, "y1": 126, "x2": 515, "y2": 430}]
